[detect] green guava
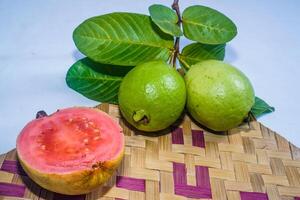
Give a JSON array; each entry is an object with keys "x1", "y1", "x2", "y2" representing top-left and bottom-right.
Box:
[
  {"x1": 185, "y1": 60, "x2": 255, "y2": 131},
  {"x1": 118, "y1": 60, "x2": 186, "y2": 132}
]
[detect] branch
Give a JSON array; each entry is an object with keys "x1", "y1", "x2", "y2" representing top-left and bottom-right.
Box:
[
  {"x1": 249, "y1": 111, "x2": 257, "y2": 121},
  {"x1": 171, "y1": 0, "x2": 181, "y2": 68},
  {"x1": 172, "y1": 37, "x2": 180, "y2": 67},
  {"x1": 172, "y1": 0, "x2": 181, "y2": 24}
]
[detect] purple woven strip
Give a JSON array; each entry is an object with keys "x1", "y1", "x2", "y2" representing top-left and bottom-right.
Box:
[
  {"x1": 172, "y1": 127, "x2": 184, "y2": 144},
  {"x1": 53, "y1": 193, "x2": 86, "y2": 200},
  {"x1": 0, "y1": 182, "x2": 25, "y2": 197},
  {"x1": 116, "y1": 176, "x2": 145, "y2": 192},
  {"x1": 1, "y1": 160, "x2": 27, "y2": 176},
  {"x1": 195, "y1": 165, "x2": 210, "y2": 188},
  {"x1": 175, "y1": 184, "x2": 212, "y2": 198},
  {"x1": 173, "y1": 162, "x2": 212, "y2": 198},
  {"x1": 240, "y1": 192, "x2": 269, "y2": 200},
  {"x1": 295, "y1": 198, "x2": 300, "y2": 200},
  {"x1": 192, "y1": 130, "x2": 205, "y2": 148},
  {"x1": 173, "y1": 162, "x2": 187, "y2": 185}
]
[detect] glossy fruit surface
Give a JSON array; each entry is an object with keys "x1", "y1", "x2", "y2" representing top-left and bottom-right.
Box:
[
  {"x1": 185, "y1": 60, "x2": 255, "y2": 131},
  {"x1": 118, "y1": 60, "x2": 186, "y2": 132}
]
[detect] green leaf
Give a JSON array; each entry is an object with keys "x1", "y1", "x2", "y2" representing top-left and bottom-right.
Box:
[
  {"x1": 182, "y1": 5, "x2": 237, "y2": 44},
  {"x1": 149, "y1": 4, "x2": 183, "y2": 37},
  {"x1": 73, "y1": 12, "x2": 174, "y2": 66},
  {"x1": 66, "y1": 58, "x2": 133, "y2": 104},
  {"x1": 251, "y1": 97, "x2": 275, "y2": 118},
  {"x1": 179, "y1": 43, "x2": 225, "y2": 67}
]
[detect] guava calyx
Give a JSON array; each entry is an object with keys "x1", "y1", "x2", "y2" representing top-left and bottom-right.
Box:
[{"x1": 133, "y1": 110, "x2": 150, "y2": 125}]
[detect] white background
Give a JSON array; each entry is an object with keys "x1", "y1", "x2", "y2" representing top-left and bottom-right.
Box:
[{"x1": 0, "y1": 0, "x2": 300, "y2": 154}]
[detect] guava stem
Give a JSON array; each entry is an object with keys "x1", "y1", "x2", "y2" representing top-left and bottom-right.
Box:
[
  {"x1": 171, "y1": 0, "x2": 181, "y2": 68},
  {"x1": 36, "y1": 110, "x2": 48, "y2": 119}
]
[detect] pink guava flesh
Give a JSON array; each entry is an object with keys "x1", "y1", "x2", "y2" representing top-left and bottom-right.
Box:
[{"x1": 17, "y1": 107, "x2": 124, "y2": 174}]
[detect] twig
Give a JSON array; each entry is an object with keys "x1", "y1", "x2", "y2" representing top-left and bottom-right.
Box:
[
  {"x1": 172, "y1": 0, "x2": 181, "y2": 24},
  {"x1": 172, "y1": 37, "x2": 180, "y2": 67},
  {"x1": 171, "y1": 0, "x2": 181, "y2": 68},
  {"x1": 249, "y1": 111, "x2": 257, "y2": 121},
  {"x1": 178, "y1": 56, "x2": 190, "y2": 70},
  {"x1": 247, "y1": 111, "x2": 257, "y2": 130}
]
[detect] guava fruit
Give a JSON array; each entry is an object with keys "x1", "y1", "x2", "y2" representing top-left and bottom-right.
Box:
[
  {"x1": 185, "y1": 60, "x2": 255, "y2": 131},
  {"x1": 118, "y1": 60, "x2": 186, "y2": 132},
  {"x1": 16, "y1": 107, "x2": 124, "y2": 195}
]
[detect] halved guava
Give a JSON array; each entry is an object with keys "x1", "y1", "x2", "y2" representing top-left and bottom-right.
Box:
[{"x1": 16, "y1": 107, "x2": 124, "y2": 195}]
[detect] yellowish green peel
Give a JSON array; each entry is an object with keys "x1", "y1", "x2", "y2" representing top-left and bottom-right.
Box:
[
  {"x1": 119, "y1": 60, "x2": 186, "y2": 132},
  {"x1": 185, "y1": 60, "x2": 255, "y2": 131}
]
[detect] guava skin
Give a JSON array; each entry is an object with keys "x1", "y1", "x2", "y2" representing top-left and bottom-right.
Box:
[
  {"x1": 18, "y1": 151, "x2": 124, "y2": 195},
  {"x1": 185, "y1": 60, "x2": 255, "y2": 131},
  {"x1": 118, "y1": 60, "x2": 186, "y2": 132}
]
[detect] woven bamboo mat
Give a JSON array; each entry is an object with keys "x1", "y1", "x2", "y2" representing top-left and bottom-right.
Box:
[{"x1": 1, "y1": 103, "x2": 300, "y2": 200}]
